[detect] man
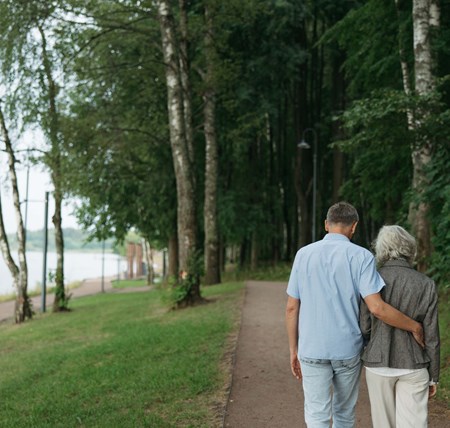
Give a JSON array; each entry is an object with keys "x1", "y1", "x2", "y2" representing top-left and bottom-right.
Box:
[{"x1": 285, "y1": 202, "x2": 424, "y2": 428}]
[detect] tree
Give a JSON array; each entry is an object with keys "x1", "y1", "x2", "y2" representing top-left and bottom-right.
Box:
[
  {"x1": 408, "y1": 0, "x2": 440, "y2": 270},
  {"x1": 156, "y1": 0, "x2": 202, "y2": 304},
  {"x1": 202, "y1": 1, "x2": 220, "y2": 285},
  {"x1": 0, "y1": 0, "x2": 70, "y2": 311},
  {"x1": 0, "y1": 103, "x2": 32, "y2": 322}
]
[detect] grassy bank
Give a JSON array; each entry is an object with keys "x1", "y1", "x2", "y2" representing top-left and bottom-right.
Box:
[{"x1": 0, "y1": 282, "x2": 244, "y2": 427}]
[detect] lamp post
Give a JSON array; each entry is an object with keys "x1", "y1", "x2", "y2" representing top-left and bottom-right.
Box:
[
  {"x1": 298, "y1": 128, "x2": 318, "y2": 242},
  {"x1": 41, "y1": 191, "x2": 49, "y2": 313}
]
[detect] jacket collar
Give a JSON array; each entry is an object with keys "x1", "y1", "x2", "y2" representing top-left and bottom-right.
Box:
[{"x1": 380, "y1": 259, "x2": 413, "y2": 269}]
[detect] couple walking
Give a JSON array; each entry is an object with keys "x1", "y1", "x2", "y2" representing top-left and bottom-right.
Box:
[{"x1": 286, "y1": 201, "x2": 440, "y2": 428}]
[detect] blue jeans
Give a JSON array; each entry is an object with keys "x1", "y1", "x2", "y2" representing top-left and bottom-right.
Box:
[{"x1": 300, "y1": 354, "x2": 362, "y2": 428}]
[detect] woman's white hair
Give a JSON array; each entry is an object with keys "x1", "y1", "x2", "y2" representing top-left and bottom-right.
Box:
[{"x1": 374, "y1": 225, "x2": 417, "y2": 265}]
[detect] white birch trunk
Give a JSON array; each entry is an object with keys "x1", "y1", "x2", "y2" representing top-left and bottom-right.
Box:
[
  {"x1": 38, "y1": 24, "x2": 67, "y2": 310},
  {"x1": 395, "y1": 0, "x2": 415, "y2": 129},
  {"x1": 409, "y1": 0, "x2": 438, "y2": 271},
  {"x1": 0, "y1": 104, "x2": 32, "y2": 322},
  {"x1": 156, "y1": 0, "x2": 197, "y2": 275}
]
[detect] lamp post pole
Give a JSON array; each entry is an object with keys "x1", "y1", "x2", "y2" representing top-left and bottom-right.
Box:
[
  {"x1": 41, "y1": 191, "x2": 49, "y2": 313},
  {"x1": 298, "y1": 128, "x2": 318, "y2": 242}
]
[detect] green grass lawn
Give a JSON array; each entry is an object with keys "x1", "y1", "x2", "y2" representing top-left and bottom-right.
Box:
[
  {"x1": 111, "y1": 278, "x2": 148, "y2": 289},
  {"x1": 0, "y1": 282, "x2": 244, "y2": 427}
]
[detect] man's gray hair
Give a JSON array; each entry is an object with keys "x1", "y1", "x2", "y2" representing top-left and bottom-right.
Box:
[
  {"x1": 326, "y1": 201, "x2": 359, "y2": 226},
  {"x1": 374, "y1": 225, "x2": 417, "y2": 265}
]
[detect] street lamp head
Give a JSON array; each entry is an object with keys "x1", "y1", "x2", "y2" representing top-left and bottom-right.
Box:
[{"x1": 297, "y1": 140, "x2": 311, "y2": 150}]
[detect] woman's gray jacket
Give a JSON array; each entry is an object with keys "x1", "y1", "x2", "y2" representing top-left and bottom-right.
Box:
[{"x1": 360, "y1": 259, "x2": 440, "y2": 383}]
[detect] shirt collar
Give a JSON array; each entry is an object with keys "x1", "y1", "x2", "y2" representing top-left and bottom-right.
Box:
[
  {"x1": 381, "y1": 259, "x2": 413, "y2": 269},
  {"x1": 323, "y1": 233, "x2": 350, "y2": 242}
]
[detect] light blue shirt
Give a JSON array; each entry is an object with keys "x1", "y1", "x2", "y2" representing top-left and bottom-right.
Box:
[{"x1": 287, "y1": 233, "x2": 385, "y2": 360}]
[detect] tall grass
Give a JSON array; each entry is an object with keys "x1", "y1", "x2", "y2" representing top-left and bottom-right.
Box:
[{"x1": 0, "y1": 282, "x2": 244, "y2": 427}]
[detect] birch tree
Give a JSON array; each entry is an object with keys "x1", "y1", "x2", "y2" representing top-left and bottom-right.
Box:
[
  {"x1": 408, "y1": 0, "x2": 439, "y2": 270},
  {"x1": 0, "y1": 103, "x2": 32, "y2": 322},
  {"x1": 37, "y1": 23, "x2": 68, "y2": 311},
  {"x1": 0, "y1": 1, "x2": 69, "y2": 311},
  {"x1": 156, "y1": 0, "x2": 202, "y2": 304}
]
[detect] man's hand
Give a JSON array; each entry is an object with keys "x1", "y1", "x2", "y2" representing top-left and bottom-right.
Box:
[
  {"x1": 412, "y1": 324, "x2": 425, "y2": 349},
  {"x1": 364, "y1": 293, "x2": 425, "y2": 348},
  {"x1": 290, "y1": 352, "x2": 302, "y2": 381},
  {"x1": 429, "y1": 384, "x2": 437, "y2": 398}
]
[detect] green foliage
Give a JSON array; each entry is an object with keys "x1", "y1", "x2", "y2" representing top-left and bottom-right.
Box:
[
  {"x1": 0, "y1": 282, "x2": 244, "y2": 427},
  {"x1": 437, "y1": 291, "x2": 450, "y2": 403},
  {"x1": 323, "y1": 0, "x2": 405, "y2": 96},
  {"x1": 335, "y1": 90, "x2": 412, "y2": 234},
  {"x1": 223, "y1": 262, "x2": 291, "y2": 283},
  {"x1": 425, "y1": 141, "x2": 450, "y2": 288},
  {"x1": 166, "y1": 250, "x2": 204, "y2": 307}
]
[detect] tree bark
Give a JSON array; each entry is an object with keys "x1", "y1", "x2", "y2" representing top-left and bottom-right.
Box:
[
  {"x1": 143, "y1": 239, "x2": 154, "y2": 285},
  {"x1": 331, "y1": 50, "x2": 346, "y2": 203},
  {"x1": 203, "y1": 4, "x2": 220, "y2": 285},
  {"x1": 178, "y1": 0, "x2": 195, "y2": 168},
  {"x1": 0, "y1": 105, "x2": 32, "y2": 322},
  {"x1": 157, "y1": 0, "x2": 201, "y2": 303},
  {"x1": 38, "y1": 24, "x2": 68, "y2": 311},
  {"x1": 168, "y1": 233, "x2": 178, "y2": 277},
  {"x1": 409, "y1": 0, "x2": 437, "y2": 271}
]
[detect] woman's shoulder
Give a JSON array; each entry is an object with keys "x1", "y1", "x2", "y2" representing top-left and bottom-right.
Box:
[{"x1": 379, "y1": 260, "x2": 435, "y2": 290}]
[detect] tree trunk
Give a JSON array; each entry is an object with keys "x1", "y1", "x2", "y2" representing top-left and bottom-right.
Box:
[
  {"x1": 38, "y1": 24, "x2": 68, "y2": 311},
  {"x1": 0, "y1": 104, "x2": 32, "y2": 323},
  {"x1": 409, "y1": 0, "x2": 437, "y2": 271},
  {"x1": 331, "y1": 50, "x2": 346, "y2": 203},
  {"x1": 178, "y1": 0, "x2": 195, "y2": 169},
  {"x1": 156, "y1": 1, "x2": 198, "y2": 284},
  {"x1": 203, "y1": 4, "x2": 220, "y2": 285},
  {"x1": 168, "y1": 233, "x2": 178, "y2": 277},
  {"x1": 250, "y1": 231, "x2": 258, "y2": 270},
  {"x1": 143, "y1": 239, "x2": 154, "y2": 285}
]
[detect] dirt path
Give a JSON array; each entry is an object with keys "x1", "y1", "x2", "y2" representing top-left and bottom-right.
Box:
[{"x1": 223, "y1": 281, "x2": 449, "y2": 428}]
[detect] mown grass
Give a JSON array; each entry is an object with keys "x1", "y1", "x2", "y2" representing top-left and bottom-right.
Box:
[
  {"x1": 0, "y1": 282, "x2": 244, "y2": 427},
  {"x1": 111, "y1": 278, "x2": 148, "y2": 289}
]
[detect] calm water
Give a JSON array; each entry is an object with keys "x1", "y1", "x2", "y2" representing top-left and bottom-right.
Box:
[{"x1": 0, "y1": 251, "x2": 126, "y2": 295}]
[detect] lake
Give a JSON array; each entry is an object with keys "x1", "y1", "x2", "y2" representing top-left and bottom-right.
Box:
[{"x1": 0, "y1": 251, "x2": 126, "y2": 296}]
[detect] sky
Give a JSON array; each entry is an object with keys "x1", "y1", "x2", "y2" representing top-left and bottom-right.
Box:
[
  {"x1": 0, "y1": 126, "x2": 81, "y2": 234},
  {"x1": 1, "y1": 166, "x2": 80, "y2": 233}
]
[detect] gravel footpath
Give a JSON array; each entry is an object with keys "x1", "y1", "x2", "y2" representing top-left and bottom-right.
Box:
[{"x1": 223, "y1": 281, "x2": 449, "y2": 428}]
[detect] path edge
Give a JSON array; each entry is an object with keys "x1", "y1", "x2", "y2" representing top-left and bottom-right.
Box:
[{"x1": 219, "y1": 281, "x2": 248, "y2": 428}]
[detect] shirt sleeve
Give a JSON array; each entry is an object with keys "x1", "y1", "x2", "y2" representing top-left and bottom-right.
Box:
[
  {"x1": 286, "y1": 251, "x2": 301, "y2": 299},
  {"x1": 359, "y1": 253, "x2": 385, "y2": 298}
]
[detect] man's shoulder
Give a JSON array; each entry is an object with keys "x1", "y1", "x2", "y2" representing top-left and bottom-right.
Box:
[{"x1": 347, "y1": 241, "x2": 372, "y2": 254}]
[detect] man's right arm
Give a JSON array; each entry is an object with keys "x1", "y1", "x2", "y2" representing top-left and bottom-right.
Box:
[
  {"x1": 285, "y1": 296, "x2": 302, "y2": 380},
  {"x1": 364, "y1": 293, "x2": 424, "y2": 348}
]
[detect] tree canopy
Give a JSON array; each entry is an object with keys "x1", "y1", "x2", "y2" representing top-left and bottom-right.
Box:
[{"x1": 0, "y1": 0, "x2": 448, "y2": 293}]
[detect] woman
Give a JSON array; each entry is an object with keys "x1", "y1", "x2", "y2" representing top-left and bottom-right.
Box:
[{"x1": 360, "y1": 225, "x2": 440, "y2": 428}]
